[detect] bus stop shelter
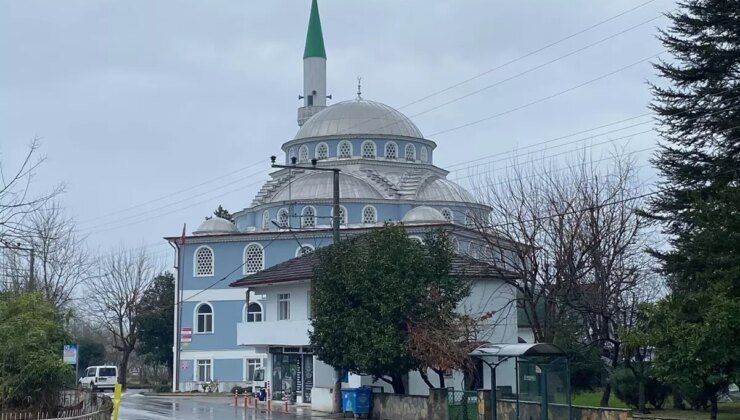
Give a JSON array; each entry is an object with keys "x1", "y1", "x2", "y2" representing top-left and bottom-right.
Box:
[{"x1": 470, "y1": 343, "x2": 571, "y2": 420}]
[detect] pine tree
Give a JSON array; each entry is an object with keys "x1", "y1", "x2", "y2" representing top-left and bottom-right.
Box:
[
  {"x1": 213, "y1": 205, "x2": 233, "y2": 222},
  {"x1": 645, "y1": 1, "x2": 740, "y2": 418}
]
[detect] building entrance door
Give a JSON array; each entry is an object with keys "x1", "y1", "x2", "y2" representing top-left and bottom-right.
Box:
[{"x1": 269, "y1": 347, "x2": 314, "y2": 403}]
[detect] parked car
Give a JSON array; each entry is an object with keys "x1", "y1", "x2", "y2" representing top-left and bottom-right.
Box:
[{"x1": 79, "y1": 365, "x2": 118, "y2": 391}]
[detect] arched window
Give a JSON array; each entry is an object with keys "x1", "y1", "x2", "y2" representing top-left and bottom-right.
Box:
[
  {"x1": 194, "y1": 246, "x2": 214, "y2": 277},
  {"x1": 332, "y1": 205, "x2": 347, "y2": 226},
  {"x1": 245, "y1": 302, "x2": 263, "y2": 323},
  {"x1": 384, "y1": 142, "x2": 397, "y2": 160},
  {"x1": 361, "y1": 141, "x2": 376, "y2": 159},
  {"x1": 440, "y1": 208, "x2": 453, "y2": 223},
  {"x1": 362, "y1": 205, "x2": 377, "y2": 225},
  {"x1": 277, "y1": 208, "x2": 289, "y2": 228},
  {"x1": 196, "y1": 303, "x2": 213, "y2": 333},
  {"x1": 298, "y1": 145, "x2": 309, "y2": 163},
  {"x1": 465, "y1": 211, "x2": 475, "y2": 228},
  {"x1": 405, "y1": 144, "x2": 416, "y2": 161},
  {"x1": 451, "y1": 237, "x2": 460, "y2": 254},
  {"x1": 338, "y1": 141, "x2": 352, "y2": 159},
  {"x1": 315, "y1": 143, "x2": 329, "y2": 160},
  {"x1": 243, "y1": 243, "x2": 264, "y2": 275},
  {"x1": 288, "y1": 147, "x2": 296, "y2": 163},
  {"x1": 409, "y1": 236, "x2": 424, "y2": 244},
  {"x1": 421, "y1": 146, "x2": 429, "y2": 163},
  {"x1": 301, "y1": 206, "x2": 316, "y2": 228},
  {"x1": 295, "y1": 244, "x2": 315, "y2": 257},
  {"x1": 262, "y1": 210, "x2": 270, "y2": 230}
]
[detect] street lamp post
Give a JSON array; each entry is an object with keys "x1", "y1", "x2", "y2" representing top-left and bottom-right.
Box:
[{"x1": 270, "y1": 155, "x2": 342, "y2": 412}]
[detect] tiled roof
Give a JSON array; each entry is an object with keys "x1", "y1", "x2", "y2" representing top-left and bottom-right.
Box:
[{"x1": 230, "y1": 252, "x2": 518, "y2": 288}]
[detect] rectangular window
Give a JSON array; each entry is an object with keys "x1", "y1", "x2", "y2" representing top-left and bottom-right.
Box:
[
  {"x1": 246, "y1": 358, "x2": 263, "y2": 382},
  {"x1": 196, "y1": 359, "x2": 212, "y2": 382},
  {"x1": 278, "y1": 293, "x2": 290, "y2": 320}
]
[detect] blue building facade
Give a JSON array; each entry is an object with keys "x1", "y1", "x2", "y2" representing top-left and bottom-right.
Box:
[{"x1": 167, "y1": 0, "x2": 519, "y2": 406}]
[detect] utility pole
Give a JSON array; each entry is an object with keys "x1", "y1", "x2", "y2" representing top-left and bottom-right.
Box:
[{"x1": 270, "y1": 155, "x2": 342, "y2": 412}]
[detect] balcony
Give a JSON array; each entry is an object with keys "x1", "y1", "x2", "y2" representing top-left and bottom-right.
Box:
[{"x1": 236, "y1": 320, "x2": 311, "y2": 346}]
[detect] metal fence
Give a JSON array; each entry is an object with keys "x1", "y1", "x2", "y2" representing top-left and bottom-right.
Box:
[
  {"x1": 447, "y1": 389, "x2": 477, "y2": 420},
  {"x1": 0, "y1": 389, "x2": 112, "y2": 420}
]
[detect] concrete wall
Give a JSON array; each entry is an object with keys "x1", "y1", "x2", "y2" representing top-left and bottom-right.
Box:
[
  {"x1": 371, "y1": 389, "x2": 448, "y2": 420},
  {"x1": 492, "y1": 399, "x2": 633, "y2": 420}
]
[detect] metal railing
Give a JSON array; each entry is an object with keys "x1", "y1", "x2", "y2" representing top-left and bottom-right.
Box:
[{"x1": 0, "y1": 389, "x2": 112, "y2": 420}]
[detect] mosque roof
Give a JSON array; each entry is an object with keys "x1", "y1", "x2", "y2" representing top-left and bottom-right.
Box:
[
  {"x1": 268, "y1": 172, "x2": 383, "y2": 203},
  {"x1": 294, "y1": 99, "x2": 424, "y2": 140},
  {"x1": 417, "y1": 178, "x2": 476, "y2": 202},
  {"x1": 402, "y1": 206, "x2": 447, "y2": 224},
  {"x1": 193, "y1": 217, "x2": 239, "y2": 235},
  {"x1": 304, "y1": 0, "x2": 326, "y2": 59}
]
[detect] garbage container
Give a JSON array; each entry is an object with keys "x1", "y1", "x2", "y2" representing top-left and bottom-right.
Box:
[{"x1": 341, "y1": 387, "x2": 372, "y2": 417}]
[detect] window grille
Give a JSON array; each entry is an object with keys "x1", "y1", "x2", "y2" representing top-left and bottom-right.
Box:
[
  {"x1": 302, "y1": 206, "x2": 316, "y2": 228},
  {"x1": 362, "y1": 141, "x2": 376, "y2": 158},
  {"x1": 385, "y1": 142, "x2": 397, "y2": 159},
  {"x1": 277, "y1": 208, "x2": 289, "y2": 228},
  {"x1": 194, "y1": 247, "x2": 214, "y2": 276},
  {"x1": 299, "y1": 145, "x2": 309, "y2": 163},
  {"x1": 338, "y1": 141, "x2": 352, "y2": 159},
  {"x1": 296, "y1": 245, "x2": 314, "y2": 257},
  {"x1": 316, "y1": 143, "x2": 328, "y2": 160},
  {"x1": 262, "y1": 210, "x2": 270, "y2": 230},
  {"x1": 405, "y1": 144, "x2": 416, "y2": 161},
  {"x1": 362, "y1": 206, "x2": 377, "y2": 224},
  {"x1": 421, "y1": 146, "x2": 429, "y2": 163},
  {"x1": 244, "y1": 244, "x2": 264, "y2": 274},
  {"x1": 441, "y1": 208, "x2": 453, "y2": 223}
]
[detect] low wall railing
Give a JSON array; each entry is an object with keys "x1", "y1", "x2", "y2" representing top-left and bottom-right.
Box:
[{"x1": 0, "y1": 389, "x2": 112, "y2": 420}]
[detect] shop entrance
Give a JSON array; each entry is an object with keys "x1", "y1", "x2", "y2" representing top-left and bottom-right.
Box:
[{"x1": 270, "y1": 347, "x2": 314, "y2": 403}]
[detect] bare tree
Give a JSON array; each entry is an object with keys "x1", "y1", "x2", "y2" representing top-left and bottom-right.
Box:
[
  {"x1": 86, "y1": 248, "x2": 155, "y2": 389},
  {"x1": 0, "y1": 138, "x2": 63, "y2": 243},
  {"x1": 469, "y1": 148, "x2": 660, "y2": 405}
]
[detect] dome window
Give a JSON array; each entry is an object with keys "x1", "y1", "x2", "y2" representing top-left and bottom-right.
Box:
[
  {"x1": 244, "y1": 243, "x2": 264, "y2": 275},
  {"x1": 384, "y1": 142, "x2": 397, "y2": 160},
  {"x1": 288, "y1": 147, "x2": 296, "y2": 162},
  {"x1": 332, "y1": 205, "x2": 347, "y2": 226},
  {"x1": 362, "y1": 205, "x2": 377, "y2": 225},
  {"x1": 315, "y1": 143, "x2": 329, "y2": 160},
  {"x1": 405, "y1": 144, "x2": 416, "y2": 162},
  {"x1": 295, "y1": 244, "x2": 315, "y2": 257},
  {"x1": 465, "y1": 211, "x2": 475, "y2": 228},
  {"x1": 441, "y1": 208, "x2": 453, "y2": 223},
  {"x1": 301, "y1": 206, "x2": 316, "y2": 228},
  {"x1": 361, "y1": 141, "x2": 376, "y2": 159},
  {"x1": 299, "y1": 145, "x2": 309, "y2": 163},
  {"x1": 262, "y1": 210, "x2": 270, "y2": 230},
  {"x1": 194, "y1": 246, "x2": 214, "y2": 277},
  {"x1": 277, "y1": 208, "x2": 289, "y2": 228},
  {"x1": 338, "y1": 141, "x2": 352, "y2": 159},
  {"x1": 421, "y1": 146, "x2": 429, "y2": 163}
]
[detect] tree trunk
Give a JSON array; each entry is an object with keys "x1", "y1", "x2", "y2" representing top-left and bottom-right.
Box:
[
  {"x1": 119, "y1": 349, "x2": 131, "y2": 389},
  {"x1": 709, "y1": 394, "x2": 718, "y2": 420},
  {"x1": 436, "y1": 369, "x2": 446, "y2": 389},
  {"x1": 333, "y1": 368, "x2": 342, "y2": 413},
  {"x1": 600, "y1": 342, "x2": 620, "y2": 407},
  {"x1": 391, "y1": 375, "x2": 405, "y2": 394},
  {"x1": 672, "y1": 390, "x2": 685, "y2": 410},
  {"x1": 167, "y1": 358, "x2": 174, "y2": 387},
  {"x1": 419, "y1": 369, "x2": 435, "y2": 389},
  {"x1": 638, "y1": 379, "x2": 646, "y2": 414}
]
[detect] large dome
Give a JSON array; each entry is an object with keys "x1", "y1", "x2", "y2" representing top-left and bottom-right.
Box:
[
  {"x1": 416, "y1": 178, "x2": 476, "y2": 203},
  {"x1": 294, "y1": 99, "x2": 424, "y2": 140},
  {"x1": 269, "y1": 172, "x2": 383, "y2": 203}
]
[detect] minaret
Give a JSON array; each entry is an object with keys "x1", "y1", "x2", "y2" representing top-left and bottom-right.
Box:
[{"x1": 298, "y1": 0, "x2": 328, "y2": 127}]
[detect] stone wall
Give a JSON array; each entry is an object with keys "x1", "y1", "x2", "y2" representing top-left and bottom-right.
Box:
[{"x1": 371, "y1": 388, "x2": 448, "y2": 420}]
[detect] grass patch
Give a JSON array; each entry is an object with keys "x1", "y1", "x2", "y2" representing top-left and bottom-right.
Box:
[
  {"x1": 571, "y1": 390, "x2": 628, "y2": 409},
  {"x1": 634, "y1": 401, "x2": 740, "y2": 419}
]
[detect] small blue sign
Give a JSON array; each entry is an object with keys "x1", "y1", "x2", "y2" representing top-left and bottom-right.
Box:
[{"x1": 63, "y1": 344, "x2": 78, "y2": 365}]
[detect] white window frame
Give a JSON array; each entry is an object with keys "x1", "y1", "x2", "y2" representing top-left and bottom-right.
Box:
[
  {"x1": 194, "y1": 302, "x2": 214, "y2": 334},
  {"x1": 361, "y1": 205, "x2": 377, "y2": 225},
  {"x1": 441, "y1": 208, "x2": 453, "y2": 223},
  {"x1": 301, "y1": 206, "x2": 316, "y2": 228},
  {"x1": 277, "y1": 208, "x2": 289, "y2": 228},
  {"x1": 262, "y1": 210, "x2": 270, "y2": 230},
  {"x1": 331, "y1": 205, "x2": 347, "y2": 226},
  {"x1": 409, "y1": 235, "x2": 424, "y2": 244},
  {"x1": 278, "y1": 293, "x2": 291, "y2": 321},
  {"x1": 361, "y1": 140, "x2": 376, "y2": 159},
  {"x1": 298, "y1": 145, "x2": 309, "y2": 163},
  {"x1": 405, "y1": 143, "x2": 416, "y2": 162},
  {"x1": 421, "y1": 146, "x2": 429, "y2": 163},
  {"x1": 465, "y1": 211, "x2": 475, "y2": 228},
  {"x1": 384, "y1": 141, "x2": 398, "y2": 160},
  {"x1": 193, "y1": 245, "x2": 214, "y2": 277},
  {"x1": 315, "y1": 142, "x2": 329, "y2": 160},
  {"x1": 295, "y1": 244, "x2": 315, "y2": 257},
  {"x1": 244, "y1": 301, "x2": 264, "y2": 323},
  {"x1": 194, "y1": 358, "x2": 214, "y2": 382},
  {"x1": 243, "y1": 358, "x2": 264, "y2": 382},
  {"x1": 337, "y1": 141, "x2": 353, "y2": 159},
  {"x1": 288, "y1": 147, "x2": 296, "y2": 163},
  {"x1": 243, "y1": 243, "x2": 264, "y2": 275}
]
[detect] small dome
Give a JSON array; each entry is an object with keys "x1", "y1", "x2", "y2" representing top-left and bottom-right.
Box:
[
  {"x1": 417, "y1": 178, "x2": 475, "y2": 203},
  {"x1": 269, "y1": 172, "x2": 383, "y2": 203},
  {"x1": 294, "y1": 100, "x2": 424, "y2": 140},
  {"x1": 193, "y1": 217, "x2": 239, "y2": 235},
  {"x1": 402, "y1": 206, "x2": 447, "y2": 224}
]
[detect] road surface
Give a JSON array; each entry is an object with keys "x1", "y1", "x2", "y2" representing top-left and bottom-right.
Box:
[{"x1": 117, "y1": 392, "x2": 329, "y2": 420}]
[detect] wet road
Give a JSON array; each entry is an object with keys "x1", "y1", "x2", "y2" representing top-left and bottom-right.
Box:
[{"x1": 117, "y1": 393, "x2": 328, "y2": 420}]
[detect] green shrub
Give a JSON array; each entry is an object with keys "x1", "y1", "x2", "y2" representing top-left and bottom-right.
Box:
[
  {"x1": 611, "y1": 365, "x2": 670, "y2": 409},
  {"x1": 151, "y1": 384, "x2": 171, "y2": 393}
]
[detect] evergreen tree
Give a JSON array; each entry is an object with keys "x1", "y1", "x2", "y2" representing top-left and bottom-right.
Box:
[
  {"x1": 136, "y1": 272, "x2": 175, "y2": 382},
  {"x1": 644, "y1": 1, "x2": 740, "y2": 417},
  {"x1": 213, "y1": 205, "x2": 233, "y2": 222}
]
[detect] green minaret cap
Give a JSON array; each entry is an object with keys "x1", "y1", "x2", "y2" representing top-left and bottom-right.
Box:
[{"x1": 303, "y1": 0, "x2": 326, "y2": 59}]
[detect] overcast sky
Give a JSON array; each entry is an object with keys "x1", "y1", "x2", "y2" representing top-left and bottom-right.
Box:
[{"x1": 0, "y1": 0, "x2": 675, "y2": 262}]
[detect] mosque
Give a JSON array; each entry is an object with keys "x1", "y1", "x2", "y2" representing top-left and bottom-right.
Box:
[{"x1": 168, "y1": 0, "x2": 519, "y2": 410}]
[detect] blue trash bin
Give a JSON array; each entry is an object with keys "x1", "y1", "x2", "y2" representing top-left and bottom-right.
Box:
[{"x1": 341, "y1": 387, "x2": 372, "y2": 416}]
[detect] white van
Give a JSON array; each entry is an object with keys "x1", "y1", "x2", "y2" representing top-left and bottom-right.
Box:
[{"x1": 79, "y1": 366, "x2": 118, "y2": 391}]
